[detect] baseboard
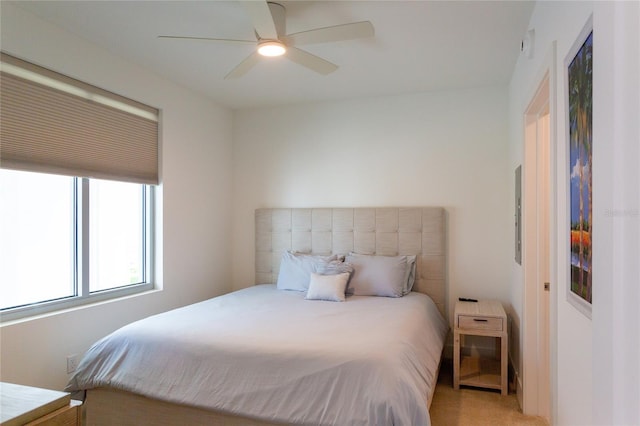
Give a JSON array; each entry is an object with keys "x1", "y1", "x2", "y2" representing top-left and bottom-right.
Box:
[
  {"x1": 509, "y1": 354, "x2": 523, "y2": 409},
  {"x1": 516, "y1": 375, "x2": 523, "y2": 409}
]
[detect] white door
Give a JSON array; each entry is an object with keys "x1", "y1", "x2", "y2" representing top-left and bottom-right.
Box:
[
  {"x1": 537, "y1": 107, "x2": 551, "y2": 422},
  {"x1": 523, "y1": 72, "x2": 552, "y2": 422}
]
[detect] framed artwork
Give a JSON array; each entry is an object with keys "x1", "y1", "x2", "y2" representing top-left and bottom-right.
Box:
[{"x1": 565, "y1": 16, "x2": 592, "y2": 318}]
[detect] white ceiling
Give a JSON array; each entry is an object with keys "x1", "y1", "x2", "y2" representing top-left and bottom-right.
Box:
[{"x1": 11, "y1": 1, "x2": 535, "y2": 110}]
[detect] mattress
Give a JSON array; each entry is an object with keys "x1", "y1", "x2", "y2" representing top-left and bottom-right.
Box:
[{"x1": 67, "y1": 284, "x2": 448, "y2": 425}]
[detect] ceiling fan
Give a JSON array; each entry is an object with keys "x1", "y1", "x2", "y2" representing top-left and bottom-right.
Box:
[{"x1": 158, "y1": 1, "x2": 375, "y2": 79}]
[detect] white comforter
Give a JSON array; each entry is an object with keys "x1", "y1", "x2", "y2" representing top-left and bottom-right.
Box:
[{"x1": 67, "y1": 285, "x2": 448, "y2": 425}]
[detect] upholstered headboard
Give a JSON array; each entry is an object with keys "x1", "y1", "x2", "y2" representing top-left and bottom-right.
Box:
[{"x1": 255, "y1": 207, "x2": 447, "y2": 317}]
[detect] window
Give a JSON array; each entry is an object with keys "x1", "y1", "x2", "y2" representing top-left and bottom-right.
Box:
[
  {"x1": 89, "y1": 179, "x2": 146, "y2": 292},
  {"x1": 0, "y1": 170, "x2": 75, "y2": 309},
  {"x1": 0, "y1": 53, "x2": 159, "y2": 321},
  {"x1": 0, "y1": 169, "x2": 153, "y2": 319}
]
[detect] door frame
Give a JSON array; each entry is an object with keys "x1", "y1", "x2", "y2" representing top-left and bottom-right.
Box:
[{"x1": 521, "y1": 42, "x2": 558, "y2": 424}]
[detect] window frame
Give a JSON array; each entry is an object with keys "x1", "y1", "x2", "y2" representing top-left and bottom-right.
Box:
[{"x1": 0, "y1": 175, "x2": 155, "y2": 322}]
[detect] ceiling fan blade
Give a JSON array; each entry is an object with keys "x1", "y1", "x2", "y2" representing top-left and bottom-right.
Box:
[
  {"x1": 240, "y1": 0, "x2": 278, "y2": 40},
  {"x1": 224, "y1": 52, "x2": 261, "y2": 79},
  {"x1": 285, "y1": 47, "x2": 338, "y2": 75},
  {"x1": 283, "y1": 21, "x2": 374, "y2": 46},
  {"x1": 158, "y1": 35, "x2": 255, "y2": 44}
]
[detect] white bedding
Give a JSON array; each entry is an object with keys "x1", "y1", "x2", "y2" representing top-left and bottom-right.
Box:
[{"x1": 67, "y1": 284, "x2": 448, "y2": 425}]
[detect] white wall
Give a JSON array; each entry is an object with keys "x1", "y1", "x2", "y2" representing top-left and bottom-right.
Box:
[
  {"x1": 509, "y1": 1, "x2": 640, "y2": 425},
  {"x1": 0, "y1": 3, "x2": 234, "y2": 390},
  {"x1": 509, "y1": 3, "x2": 594, "y2": 423},
  {"x1": 231, "y1": 87, "x2": 511, "y2": 326},
  {"x1": 592, "y1": 2, "x2": 640, "y2": 425}
]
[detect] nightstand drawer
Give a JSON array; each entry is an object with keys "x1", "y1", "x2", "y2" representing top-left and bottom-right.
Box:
[{"x1": 458, "y1": 315, "x2": 503, "y2": 331}]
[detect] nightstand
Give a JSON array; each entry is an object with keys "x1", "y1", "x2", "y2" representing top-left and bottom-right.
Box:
[
  {"x1": 0, "y1": 382, "x2": 81, "y2": 425},
  {"x1": 453, "y1": 299, "x2": 508, "y2": 395}
]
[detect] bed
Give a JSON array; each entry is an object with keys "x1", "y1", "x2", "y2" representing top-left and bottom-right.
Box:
[{"x1": 67, "y1": 207, "x2": 449, "y2": 425}]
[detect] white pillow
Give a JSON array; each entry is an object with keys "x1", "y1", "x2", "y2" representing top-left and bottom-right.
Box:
[
  {"x1": 345, "y1": 253, "x2": 409, "y2": 297},
  {"x1": 403, "y1": 255, "x2": 417, "y2": 295},
  {"x1": 276, "y1": 251, "x2": 339, "y2": 292},
  {"x1": 305, "y1": 272, "x2": 350, "y2": 302},
  {"x1": 316, "y1": 260, "x2": 354, "y2": 277}
]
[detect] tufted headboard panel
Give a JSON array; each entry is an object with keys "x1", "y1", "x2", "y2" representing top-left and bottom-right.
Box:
[{"x1": 255, "y1": 207, "x2": 447, "y2": 317}]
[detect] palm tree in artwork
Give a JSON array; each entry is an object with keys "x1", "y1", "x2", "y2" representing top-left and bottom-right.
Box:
[
  {"x1": 583, "y1": 34, "x2": 593, "y2": 302},
  {"x1": 569, "y1": 48, "x2": 584, "y2": 297},
  {"x1": 568, "y1": 32, "x2": 593, "y2": 302}
]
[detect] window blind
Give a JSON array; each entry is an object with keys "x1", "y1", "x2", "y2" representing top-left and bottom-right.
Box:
[{"x1": 0, "y1": 52, "x2": 159, "y2": 184}]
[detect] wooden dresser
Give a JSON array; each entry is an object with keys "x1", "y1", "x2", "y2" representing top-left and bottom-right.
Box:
[{"x1": 0, "y1": 382, "x2": 81, "y2": 426}]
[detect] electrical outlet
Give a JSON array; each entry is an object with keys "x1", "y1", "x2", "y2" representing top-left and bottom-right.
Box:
[{"x1": 66, "y1": 354, "x2": 79, "y2": 374}]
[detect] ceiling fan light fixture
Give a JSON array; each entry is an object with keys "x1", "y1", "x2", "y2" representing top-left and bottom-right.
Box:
[{"x1": 257, "y1": 40, "x2": 286, "y2": 57}]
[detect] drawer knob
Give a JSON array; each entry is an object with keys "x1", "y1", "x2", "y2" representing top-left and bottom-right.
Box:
[{"x1": 473, "y1": 318, "x2": 488, "y2": 322}]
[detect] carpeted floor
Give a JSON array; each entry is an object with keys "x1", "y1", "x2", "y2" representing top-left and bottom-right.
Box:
[{"x1": 429, "y1": 361, "x2": 549, "y2": 426}]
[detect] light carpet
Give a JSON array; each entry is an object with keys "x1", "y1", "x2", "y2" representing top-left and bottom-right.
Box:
[{"x1": 429, "y1": 362, "x2": 549, "y2": 426}]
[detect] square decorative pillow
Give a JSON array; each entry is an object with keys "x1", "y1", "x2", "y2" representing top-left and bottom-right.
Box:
[
  {"x1": 345, "y1": 253, "x2": 409, "y2": 297},
  {"x1": 276, "y1": 251, "x2": 340, "y2": 292},
  {"x1": 305, "y1": 272, "x2": 350, "y2": 302}
]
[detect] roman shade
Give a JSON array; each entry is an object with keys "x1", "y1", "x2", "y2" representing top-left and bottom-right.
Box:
[{"x1": 0, "y1": 52, "x2": 159, "y2": 184}]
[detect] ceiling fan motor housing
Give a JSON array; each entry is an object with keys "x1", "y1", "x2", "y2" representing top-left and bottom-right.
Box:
[{"x1": 257, "y1": 40, "x2": 286, "y2": 56}]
